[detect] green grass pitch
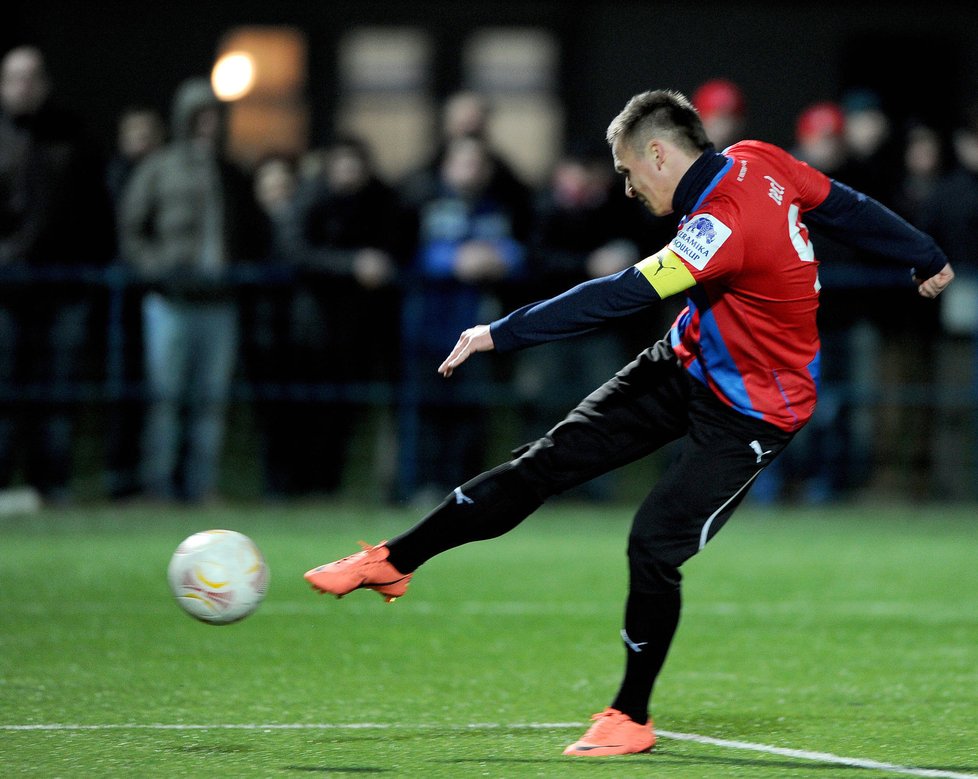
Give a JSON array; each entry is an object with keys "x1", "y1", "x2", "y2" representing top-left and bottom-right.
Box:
[{"x1": 1, "y1": 501, "x2": 976, "y2": 777}]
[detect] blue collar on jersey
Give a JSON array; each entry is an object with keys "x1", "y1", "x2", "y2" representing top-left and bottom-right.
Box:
[{"x1": 672, "y1": 149, "x2": 733, "y2": 223}]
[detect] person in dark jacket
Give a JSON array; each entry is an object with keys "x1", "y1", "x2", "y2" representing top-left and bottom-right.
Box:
[
  {"x1": 103, "y1": 105, "x2": 166, "y2": 500},
  {"x1": 281, "y1": 136, "x2": 414, "y2": 497},
  {"x1": 0, "y1": 45, "x2": 114, "y2": 503}
]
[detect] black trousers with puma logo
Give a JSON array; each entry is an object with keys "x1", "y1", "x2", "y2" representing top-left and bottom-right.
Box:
[
  {"x1": 389, "y1": 337, "x2": 796, "y2": 593},
  {"x1": 510, "y1": 337, "x2": 797, "y2": 592}
]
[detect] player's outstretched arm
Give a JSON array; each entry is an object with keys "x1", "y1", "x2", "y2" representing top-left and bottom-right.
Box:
[
  {"x1": 915, "y1": 262, "x2": 954, "y2": 299},
  {"x1": 438, "y1": 324, "x2": 494, "y2": 377},
  {"x1": 439, "y1": 250, "x2": 683, "y2": 375}
]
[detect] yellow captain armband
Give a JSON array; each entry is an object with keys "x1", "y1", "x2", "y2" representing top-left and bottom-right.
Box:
[{"x1": 635, "y1": 249, "x2": 697, "y2": 299}]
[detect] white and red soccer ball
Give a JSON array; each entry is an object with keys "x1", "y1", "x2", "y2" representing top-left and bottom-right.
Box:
[{"x1": 167, "y1": 529, "x2": 269, "y2": 624}]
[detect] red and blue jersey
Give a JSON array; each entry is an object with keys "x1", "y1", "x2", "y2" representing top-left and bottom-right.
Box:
[
  {"x1": 666, "y1": 140, "x2": 831, "y2": 431},
  {"x1": 490, "y1": 141, "x2": 947, "y2": 433}
]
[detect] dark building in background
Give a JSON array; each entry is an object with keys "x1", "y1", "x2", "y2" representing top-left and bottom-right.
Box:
[{"x1": 7, "y1": 1, "x2": 978, "y2": 162}]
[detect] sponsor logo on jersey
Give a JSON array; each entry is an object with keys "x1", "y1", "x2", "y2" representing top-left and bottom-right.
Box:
[
  {"x1": 669, "y1": 214, "x2": 732, "y2": 270},
  {"x1": 764, "y1": 175, "x2": 785, "y2": 205}
]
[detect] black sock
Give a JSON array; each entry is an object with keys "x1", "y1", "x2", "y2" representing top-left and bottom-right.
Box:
[
  {"x1": 386, "y1": 462, "x2": 543, "y2": 573},
  {"x1": 610, "y1": 588, "x2": 682, "y2": 725}
]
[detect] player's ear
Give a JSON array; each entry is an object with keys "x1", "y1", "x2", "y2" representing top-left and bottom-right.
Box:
[{"x1": 646, "y1": 139, "x2": 664, "y2": 170}]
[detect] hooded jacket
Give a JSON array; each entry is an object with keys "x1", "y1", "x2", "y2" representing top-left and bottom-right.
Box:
[{"x1": 119, "y1": 77, "x2": 260, "y2": 299}]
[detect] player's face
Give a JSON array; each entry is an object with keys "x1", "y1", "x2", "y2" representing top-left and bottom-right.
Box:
[{"x1": 612, "y1": 137, "x2": 673, "y2": 216}]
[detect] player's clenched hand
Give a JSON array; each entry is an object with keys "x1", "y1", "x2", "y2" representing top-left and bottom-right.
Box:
[
  {"x1": 916, "y1": 262, "x2": 954, "y2": 299},
  {"x1": 438, "y1": 324, "x2": 494, "y2": 377}
]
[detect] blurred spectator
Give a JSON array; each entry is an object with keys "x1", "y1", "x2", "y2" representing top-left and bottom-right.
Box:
[
  {"x1": 839, "y1": 91, "x2": 939, "y2": 497},
  {"x1": 692, "y1": 78, "x2": 747, "y2": 149},
  {"x1": 105, "y1": 106, "x2": 165, "y2": 205},
  {"x1": 892, "y1": 122, "x2": 947, "y2": 225},
  {"x1": 764, "y1": 99, "x2": 935, "y2": 503},
  {"x1": 297, "y1": 146, "x2": 329, "y2": 183},
  {"x1": 0, "y1": 45, "x2": 114, "y2": 503},
  {"x1": 916, "y1": 106, "x2": 978, "y2": 497},
  {"x1": 103, "y1": 105, "x2": 166, "y2": 500},
  {"x1": 253, "y1": 154, "x2": 299, "y2": 256},
  {"x1": 119, "y1": 77, "x2": 263, "y2": 503},
  {"x1": 280, "y1": 136, "x2": 414, "y2": 498},
  {"x1": 793, "y1": 101, "x2": 847, "y2": 172},
  {"x1": 512, "y1": 146, "x2": 647, "y2": 500},
  {"x1": 840, "y1": 88, "x2": 902, "y2": 203},
  {"x1": 868, "y1": 118, "x2": 946, "y2": 496},
  {"x1": 918, "y1": 106, "x2": 978, "y2": 282},
  {"x1": 753, "y1": 100, "x2": 859, "y2": 505},
  {"x1": 402, "y1": 135, "x2": 526, "y2": 500},
  {"x1": 401, "y1": 90, "x2": 533, "y2": 240},
  {"x1": 239, "y1": 154, "x2": 300, "y2": 500},
  {"x1": 524, "y1": 147, "x2": 641, "y2": 299}
]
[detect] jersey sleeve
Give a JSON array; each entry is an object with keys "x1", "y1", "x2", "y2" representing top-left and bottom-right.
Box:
[
  {"x1": 805, "y1": 179, "x2": 948, "y2": 280},
  {"x1": 489, "y1": 266, "x2": 660, "y2": 352},
  {"x1": 786, "y1": 149, "x2": 832, "y2": 210}
]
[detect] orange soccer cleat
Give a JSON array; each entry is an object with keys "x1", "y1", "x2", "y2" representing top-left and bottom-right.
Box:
[
  {"x1": 304, "y1": 541, "x2": 413, "y2": 603},
  {"x1": 562, "y1": 708, "x2": 656, "y2": 757}
]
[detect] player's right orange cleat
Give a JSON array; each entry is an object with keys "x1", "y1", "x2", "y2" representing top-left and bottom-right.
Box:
[
  {"x1": 304, "y1": 541, "x2": 413, "y2": 603},
  {"x1": 562, "y1": 708, "x2": 655, "y2": 757}
]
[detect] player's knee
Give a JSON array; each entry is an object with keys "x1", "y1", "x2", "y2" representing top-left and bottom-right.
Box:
[
  {"x1": 507, "y1": 440, "x2": 564, "y2": 501},
  {"x1": 510, "y1": 433, "x2": 601, "y2": 499}
]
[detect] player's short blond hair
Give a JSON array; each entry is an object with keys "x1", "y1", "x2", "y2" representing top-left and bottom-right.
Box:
[{"x1": 606, "y1": 90, "x2": 712, "y2": 156}]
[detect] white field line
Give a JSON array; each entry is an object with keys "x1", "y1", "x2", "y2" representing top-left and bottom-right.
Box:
[
  {"x1": 1, "y1": 722, "x2": 975, "y2": 778},
  {"x1": 656, "y1": 730, "x2": 978, "y2": 779}
]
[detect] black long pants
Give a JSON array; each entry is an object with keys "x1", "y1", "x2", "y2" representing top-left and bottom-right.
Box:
[
  {"x1": 512, "y1": 338, "x2": 795, "y2": 592},
  {"x1": 389, "y1": 338, "x2": 796, "y2": 593}
]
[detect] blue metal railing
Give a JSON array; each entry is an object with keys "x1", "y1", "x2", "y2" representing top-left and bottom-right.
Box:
[{"x1": 2, "y1": 264, "x2": 975, "y2": 500}]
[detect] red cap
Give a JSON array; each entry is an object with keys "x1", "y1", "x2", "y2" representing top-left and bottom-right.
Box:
[
  {"x1": 692, "y1": 79, "x2": 746, "y2": 120},
  {"x1": 795, "y1": 102, "x2": 845, "y2": 142}
]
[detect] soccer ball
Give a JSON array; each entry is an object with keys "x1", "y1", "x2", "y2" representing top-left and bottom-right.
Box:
[{"x1": 167, "y1": 529, "x2": 269, "y2": 624}]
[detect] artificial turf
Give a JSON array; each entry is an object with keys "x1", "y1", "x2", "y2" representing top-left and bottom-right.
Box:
[{"x1": 1, "y1": 501, "x2": 976, "y2": 777}]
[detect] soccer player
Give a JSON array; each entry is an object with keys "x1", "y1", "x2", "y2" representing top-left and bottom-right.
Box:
[{"x1": 305, "y1": 90, "x2": 953, "y2": 757}]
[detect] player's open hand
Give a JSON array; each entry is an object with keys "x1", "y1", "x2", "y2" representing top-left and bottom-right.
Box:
[
  {"x1": 438, "y1": 324, "x2": 494, "y2": 377},
  {"x1": 916, "y1": 262, "x2": 954, "y2": 299}
]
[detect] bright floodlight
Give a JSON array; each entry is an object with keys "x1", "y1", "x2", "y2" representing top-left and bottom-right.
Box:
[{"x1": 211, "y1": 51, "x2": 256, "y2": 101}]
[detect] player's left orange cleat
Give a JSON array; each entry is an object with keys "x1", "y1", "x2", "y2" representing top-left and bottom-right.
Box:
[
  {"x1": 562, "y1": 707, "x2": 655, "y2": 757},
  {"x1": 304, "y1": 541, "x2": 412, "y2": 603}
]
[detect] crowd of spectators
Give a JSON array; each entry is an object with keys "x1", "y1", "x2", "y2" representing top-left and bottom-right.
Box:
[{"x1": 3, "y1": 46, "x2": 978, "y2": 506}]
